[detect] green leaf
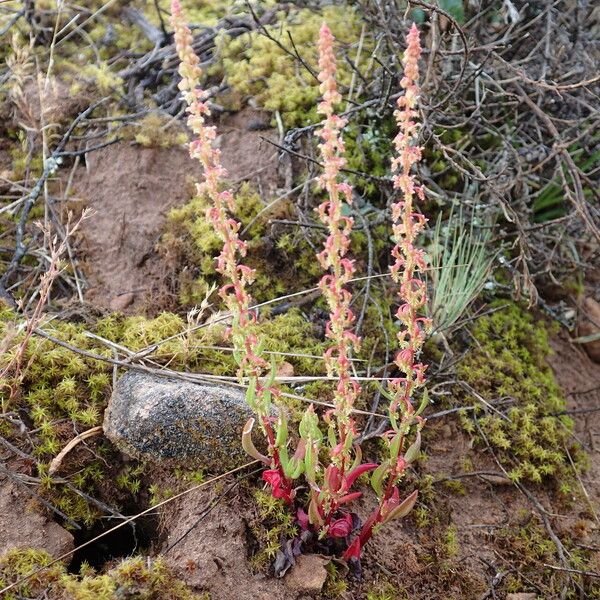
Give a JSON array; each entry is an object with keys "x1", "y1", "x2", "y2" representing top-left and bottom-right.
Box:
[
  {"x1": 371, "y1": 461, "x2": 389, "y2": 498},
  {"x1": 438, "y1": 0, "x2": 464, "y2": 23},
  {"x1": 382, "y1": 489, "x2": 419, "y2": 524},
  {"x1": 404, "y1": 432, "x2": 422, "y2": 464}
]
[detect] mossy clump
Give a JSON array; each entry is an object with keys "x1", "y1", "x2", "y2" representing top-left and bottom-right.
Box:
[
  {"x1": 366, "y1": 580, "x2": 408, "y2": 600},
  {"x1": 150, "y1": 0, "x2": 234, "y2": 28},
  {"x1": 457, "y1": 302, "x2": 580, "y2": 485},
  {"x1": 120, "y1": 112, "x2": 189, "y2": 148},
  {"x1": 497, "y1": 511, "x2": 598, "y2": 598},
  {"x1": 218, "y1": 6, "x2": 370, "y2": 127},
  {"x1": 248, "y1": 489, "x2": 298, "y2": 571},
  {"x1": 343, "y1": 116, "x2": 396, "y2": 196},
  {"x1": 0, "y1": 301, "x2": 325, "y2": 525},
  {"x1": 161, "y1": 182, "x2": 323, "y2": 306},
  {"x1": 7, "y1": 130, "x2": 44, "y2": 182},
  {"x1": 322, "y1": 561, "x2": 349, "y2": 597},
  {"x1": 0, "y1": 549, "x2": 206, "y2": 600}
]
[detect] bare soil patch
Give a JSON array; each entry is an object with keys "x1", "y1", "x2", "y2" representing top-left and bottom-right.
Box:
[{"x1": 74, "y1": 109, "x2": 279, "y2": 314}]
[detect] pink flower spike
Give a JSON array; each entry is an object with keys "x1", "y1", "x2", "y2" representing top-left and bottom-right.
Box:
[
  {"x1": 349, "y1": 23, "x2": 429, "y2": 561},
  {"x1": 315, "y1": 21, "x2": 361, "y2": 485}
]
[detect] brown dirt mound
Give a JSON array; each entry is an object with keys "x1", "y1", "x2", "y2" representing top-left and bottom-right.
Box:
[
  {"x1": 549, "y1": 330, "x2": 600, "y2": 518},
  {"x1": 0, "y1": 478, "x2": 74, "y2": 559},
  {"x1": 74, "y1": 142, "x2": 195, "y2": 312},
  {"x1": 74, "y1": 109, "x2": 279, "y2": 313},
  {"x1": 158, "y1": 484, "x2": 288, "y2": 600}
]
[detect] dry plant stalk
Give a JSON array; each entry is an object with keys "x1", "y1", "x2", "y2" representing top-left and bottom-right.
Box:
[{"x1": 0, "y1": 214, "x2": 87, "y2": 411}]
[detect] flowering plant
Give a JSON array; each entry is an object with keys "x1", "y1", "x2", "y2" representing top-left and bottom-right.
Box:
[
  {"x1": 172, "y1": 0, "x2": 429, "y2": 571},
  {"x1": 172, "y1": 0, "x2": 301, "y2": 507}
]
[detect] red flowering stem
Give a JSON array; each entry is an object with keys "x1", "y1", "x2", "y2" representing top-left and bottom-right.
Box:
[
  {"x1": 345, "y1": 23, "x2": 430, "y2": 561},
  {"x1": 171, "y1": 1, "x2": 291, "y2": 499},
  {"x1": 314, "y1": 23, "x2": 362, "y2": 526},
  {"x1": 316, "y1": 24, "x2": 360, "y2": 461},
  {"x1": 388, "y1": 23, "x2": 430, "y2": 423}
]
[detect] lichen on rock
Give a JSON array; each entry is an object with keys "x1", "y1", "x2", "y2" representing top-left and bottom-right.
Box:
[{"x1": 103, "y1": 370, "x2": 257, "y2": 468}]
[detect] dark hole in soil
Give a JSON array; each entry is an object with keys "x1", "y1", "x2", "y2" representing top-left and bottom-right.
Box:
[{"x1": 69, "y1": 514, "x2": 158, "y2": 572}]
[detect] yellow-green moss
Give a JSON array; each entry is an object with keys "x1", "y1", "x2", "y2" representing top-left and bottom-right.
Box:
[
  {"x1": 366, "y1": 581, "x2": 408, "y2": 600},
  {"x1": 0, "y1": 550, "x2": 206, "y2": 600},
  {"x1": 248, "y1": 489, "x2": 298, "y2": 571},
  {"x1": 497, "y1": 511, "x2": 598, "y2": 598},
  {"x1": 217, "y1": 6, "x2": 370, "y2": 127},
  {"x1": 1, "y1": 300, "x2": 327, "y2": 525},
  {"x1": 149, "y1": 0, "x2": 234, "y2": 28},
  {"x1": 343, "y1": 118, "x2": 396, "y2": 195},
  {"x1": 457, "y1": 302, "x2": 580, "y2": 485},
  {"x1": 322, "y1": 561, "x2": 349, "y2": 597},
  {"x1": 161, "y1": 182, "x2": 324, "y2": 305},
  {"x1": 119, "y1": 112, "x2": 188, "y2": 148}
]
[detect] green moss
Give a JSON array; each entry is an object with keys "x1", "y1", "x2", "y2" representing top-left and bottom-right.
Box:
[
  {"x1": 0, "y1": 548, "x2": 64, "y2": 600},
  {"x1": 0, "y1": 550, "x2": 206, "y2": 600},
  {"x1": 344, "y1": 117, "x2": 395, "y2": 195},
  {"x1": 322, "y1": 562, "x2": 348, "y2": 597},
  {"x1": 496, "y1": 511, "x2": 599, "y2": 598},
  {"x1": 442, "y1": 479, "x2": 467, "y2": 495},
  {"x1": 1, "y1": 298, "x2": 328, "y2": 526},
  {"x1": 457, "y1": 302, "x2": 581, "y2": 484},
  {"x1": 8, "y1": 131, "x2": 43, "y2": 181},
  {"x1": 248, "y1": 489, "x2": 298, "y2": 571},
  {"x1": 366, "y1": 580, "x2": 407, "y2": 600},
  {"x1": 443, "y1": 524, "x2": 459, "y2": 558},
  {"x1": 161, "y1": 182, "x2": 324, "y2": 306},
  {"x1": 120, "y1": 112, "x2": 188, "y2": 148},
  {"x1": 217, "y1": 6, "x2": 369, "y2": 127}
]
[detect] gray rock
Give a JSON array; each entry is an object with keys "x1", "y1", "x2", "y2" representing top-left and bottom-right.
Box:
[{"x1": 103, "y1": 370, "x2": 255, "y2": 468}]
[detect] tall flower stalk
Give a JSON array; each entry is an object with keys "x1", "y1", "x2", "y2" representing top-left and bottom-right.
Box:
[
  {"x1": 171, "y1": 0, "x2": 301, "y2": 503},
  {"x1": 344, "y1": 23, "x2": 430, "y2": 563},
  {"x1": 172, "y1": 4, "x2": 430, "y2": 566},
  {"x1": 308, "y1": 23, "x2": 376, "y2": 537}
]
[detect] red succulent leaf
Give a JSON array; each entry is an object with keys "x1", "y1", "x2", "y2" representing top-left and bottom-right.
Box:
[
  {"x1": 386, "y1": 485, "x2": 400, "y2": 509},
  {"x1": 262, "y1": 469, "x2": 294, "y2": 503},
  {"x1": 324, "y1": 464, "x2": 342, "y2": 493},
  {"x1": 297, "y1": 508, "x2": 309, "y2": 530},
  {"x1": 329, "y1": 513, "x2": 353, "y2": 537},
  {"x1": 262, "y1": 469, "x2": 281, "y2": 487},
  {"x1": 343, "y1": 537, "x2": 362, "y2": 561},
  {"x1": 344, "y1": 462, "x2": 378, "y2": 490},
  {"x1": 337, "y1": 491, "x2": 363, "y2": 505},
  {"x1": 330, "y1": 441, "x2": 345, "y2": 457}
]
